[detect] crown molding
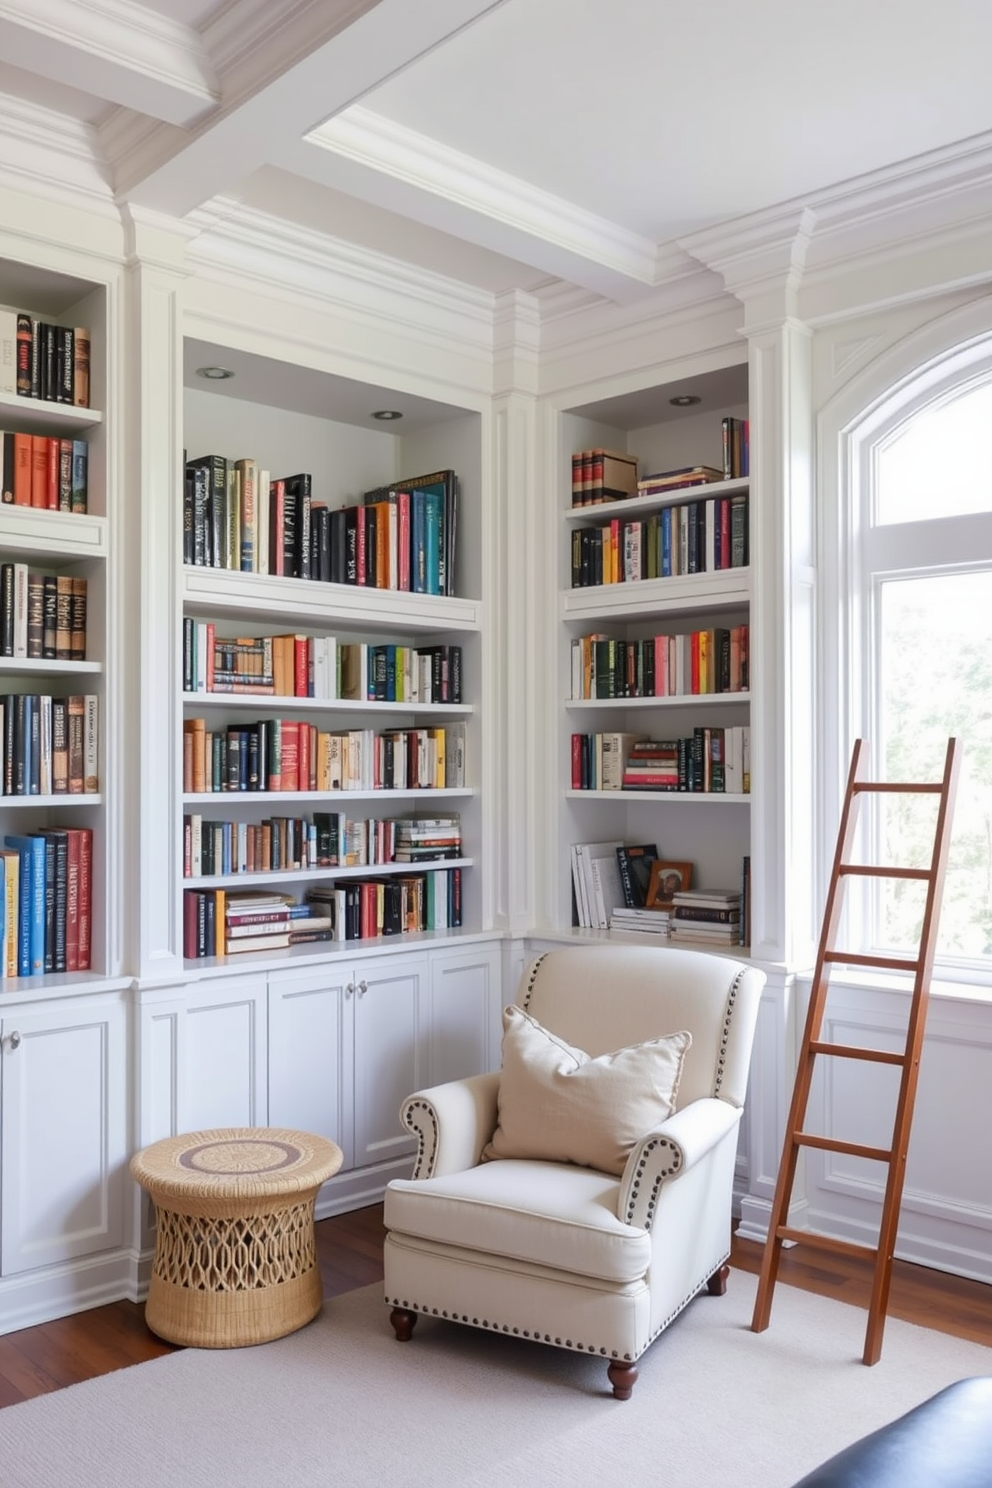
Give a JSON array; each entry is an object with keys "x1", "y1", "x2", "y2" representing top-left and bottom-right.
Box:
[
  {"x1": 0, "y1": 91, "x2": 117, "y2": 215},
  {"x1": 306, "y1": 104, "x2": 660, "y2": 300},
  {"x1": 679, "y1": 206, "x2": 817, "y2": 330},
  {"x1": 183, "y1": 196, "x2": 495, "y2": 362},
  {"x1": 0, "y1": 0, "x2": 218, "y2": 125}
]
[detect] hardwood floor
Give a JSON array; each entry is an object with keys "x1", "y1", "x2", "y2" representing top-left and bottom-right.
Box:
[{"x1": 0, "y1": 1207, "x2": 988, "y2": 1408}]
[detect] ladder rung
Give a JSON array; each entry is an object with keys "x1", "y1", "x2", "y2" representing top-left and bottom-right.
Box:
[
  {"x1": 853, "y1": 781, "x2": 943, "y2": 795},
  {"x1": 823, "y1": 950, "x2": 921, "y2": 972},
  {"x1": 839, "y1": 864, "x2": 932, "y2": 881},
  {"x1": 808, "y1": 1041, "x2": 906, "y2": 1065},
  {"x1": 794, "y1": 1133, "x2": 892, "y2": 1163},
  {"x1": 776, "y1": 1227, "x2": 879, "y2": 1263}
]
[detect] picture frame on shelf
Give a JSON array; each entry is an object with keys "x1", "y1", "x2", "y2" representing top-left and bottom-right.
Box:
[{"x1": 645, "y1": 860, "x2": 692, "y2": 910}]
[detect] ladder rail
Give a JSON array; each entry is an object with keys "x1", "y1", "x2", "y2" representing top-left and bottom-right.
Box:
[{"x1": 751, "y1": 737, "x2": 961, "y2": 1364}]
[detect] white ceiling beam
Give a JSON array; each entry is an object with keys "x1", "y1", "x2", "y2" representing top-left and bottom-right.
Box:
[
  {"x1": 279, "y1": 105, "x2": 664, "y2": 304},
  {"x1": 0, "y1": 0, "x2": 218, "y2": 127},
  {"x1": 120, "y1": 0, "x2": 511, "y2": 219}
]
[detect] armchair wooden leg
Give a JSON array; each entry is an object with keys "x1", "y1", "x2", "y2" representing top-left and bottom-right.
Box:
[
  {"x1": 607, "y1": 1359, "x2": 638, "y2": 1400},
  {"x1": 706, "y1": 1263, "x2": 730, "y2": 1296},
  {"x1": 390, "y1": 1307, "x2": 418, "y2": 1341}
]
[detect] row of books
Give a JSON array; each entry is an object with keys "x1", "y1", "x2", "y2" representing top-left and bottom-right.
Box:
[
  {"x1": 183, "y1": 456, "x2": 459, "y2": 597},
  {"x1": 571, "y1": 492, "x2": 748, "y2": 587},
  {"x1": 570, "y1": 448, "x2": 639, "y2": 506},
  {"x1": 571, "y1": 625, "x2": 749, "y2": 700},
  {"x1": 1, "y1": 431, "x2": 89, "y2": 513},
  {"x1": 183, "y1": 811, "x2": 460, "y2": 877},
  {"x1": 183, "y1": 811, "x2": 463, "y2": 878},
  {"x1": 183, "y1": 719, "x2": 466, "y2": 794},
  {"x1": 0, "y1": 309, "x2": 91, "y2": 407},
  {"x1": 183, "y1": 867, "x2": 463, "y2": 957},
  {"x1": 0, "y1": 827, "x2": 93, "y2": 977},
  {"x1": 1, "y1": 694, "x2": 99, "y2": 796},
  {"x1": 1, "y1": 567, "x2": 87, "y2": 661},
  {"x1": 571, "y1": 727, "x2": 750, "y2": 794},
  {"x1": 183, "y1": 622, "x2": 462, "y2": 704}
]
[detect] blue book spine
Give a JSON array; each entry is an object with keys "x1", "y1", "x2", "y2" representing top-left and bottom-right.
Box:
[
  {"x1": 424, "y1": 490, "x2": 443, "y2": 596},
  {"x1": 4, "y1": 833, "x2": 46, "y2": 975},
  {"x1": 661, "y1": 507, "x2": 672, "y2": 577},
  {"x1": 411, "y1": 489, "x2": 427, "y2": 594}
]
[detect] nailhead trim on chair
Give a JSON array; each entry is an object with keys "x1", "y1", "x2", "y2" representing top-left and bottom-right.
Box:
[
  {"x1": 401, "y1": 1098, "x2": 440, "y2": 1180},
  {"x1": 520, "y1": 953, "x2": 548, "y2": 1011},
  {"x1": 712, "y1": 967, "x2": 746, "y2": 1099},
  {"x1": 624, "y1": 1136, "x2": 682, "y2": 1228},
  {"x1": 385, "y1": 1257, "x2": 730, "y2": 1365}
]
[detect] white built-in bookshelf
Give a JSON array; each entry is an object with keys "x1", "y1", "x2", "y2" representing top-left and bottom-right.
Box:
[
  {"x1": 555, "y1": 362, "x2": 753, "y2": 947},
  {"x1": 178, "y1": 343, "x2": 485, "y2": 968},
  {"x1": 0, "y1": 261, "x2": 113, "y2": 985}
]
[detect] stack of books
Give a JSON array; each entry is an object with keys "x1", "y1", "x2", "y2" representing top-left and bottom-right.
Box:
[
  {"x1": 609, "y1": 906, "x2": 670, "y2": 939},
  {"x1": 668, "y1": 888, "x2": 742, "y2": 947},
  {"x1": 393, "y1": 816, "x2": 461, "y2": 862}
]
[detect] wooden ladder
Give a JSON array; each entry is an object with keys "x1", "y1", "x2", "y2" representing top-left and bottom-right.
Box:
[{"x1": 750, "y1": 736, "x2": 961, "y2": 1364}]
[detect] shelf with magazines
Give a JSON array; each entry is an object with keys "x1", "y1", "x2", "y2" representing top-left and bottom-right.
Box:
[
  {"x1": 553, "y1": 360, "x2": 752, "y2": 945},
  {"x1": 1, "y1": 258, "x2": 111, "y2": 985},
  {"x1": 179, "y1": 337, "x2": 486, "y2": 965}
]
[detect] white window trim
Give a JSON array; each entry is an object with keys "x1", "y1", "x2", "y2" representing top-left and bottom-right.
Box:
[{"x1": 817, "y1": 295, "x2": 992, "y2": 997}]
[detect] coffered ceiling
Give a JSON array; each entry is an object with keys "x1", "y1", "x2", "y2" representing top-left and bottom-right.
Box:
[{"x1": 3, "y1": 0, "x2": 992, "y2": 305}]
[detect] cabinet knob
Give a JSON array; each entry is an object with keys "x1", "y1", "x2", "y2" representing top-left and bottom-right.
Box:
[
  {"x1": 345, "y1": 982, "x2": 354, "y2": 997},
  {"x1": 6, "y1": 1030, "x2": 21, "y2": 1050},
  {"x1": 357, "y1": 979, "x2": 368, "y2": 997}
]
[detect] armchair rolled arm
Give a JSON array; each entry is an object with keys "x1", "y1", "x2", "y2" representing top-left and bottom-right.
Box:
[
  {"x1": 400, "y1": 1070, "x2": 501, "y2": 1179},
  {"x1": 618, "y1": 1097, "x2": 743, "y2": 1231}
]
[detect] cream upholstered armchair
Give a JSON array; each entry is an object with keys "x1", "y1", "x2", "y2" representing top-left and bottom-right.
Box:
[{"x1": 383, "y1": 944, "x2": 765, "y2": 1398}]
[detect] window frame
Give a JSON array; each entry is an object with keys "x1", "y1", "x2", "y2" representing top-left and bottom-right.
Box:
[{"x1": 819, "y1": 299, "x2": 992, "y2": 992}]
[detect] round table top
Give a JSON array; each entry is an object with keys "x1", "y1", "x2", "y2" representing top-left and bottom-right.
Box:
[{"x1": 129, "y1": 1126, "x2": 343, "y2": 1201}]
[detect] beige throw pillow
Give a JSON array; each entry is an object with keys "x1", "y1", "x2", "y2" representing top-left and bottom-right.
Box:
[{"x1": 483, "y1": 1005, "x2": 692, "y2": 1176}]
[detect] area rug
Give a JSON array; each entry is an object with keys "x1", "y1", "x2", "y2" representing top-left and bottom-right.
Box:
[{"x1": 2, "y1": 1270, "x2": 991, "y2": 1488}]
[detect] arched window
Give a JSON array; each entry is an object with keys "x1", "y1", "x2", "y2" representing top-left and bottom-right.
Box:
[{"x1": 824, "y1": 315, "x2": 992, "y2": 982}]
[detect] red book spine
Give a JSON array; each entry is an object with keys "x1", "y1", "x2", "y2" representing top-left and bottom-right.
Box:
[
  {"x1": 183, "y1": 890, "x2": 198, "y2": 958},
  {"x1": 294, "y1": 636, "x2": 307, "y2": 697},
  {"x1": 77, "y1": 826, "x2": 93, "y2": 970},
  {"x1": 64, "y1": 828, "x2": 80, "y2": 972},
  {"x1": 298, "y1": 722, "x2": 311, "y2": 793},
  {"x1": 571, "y1": 733, "x2": 583, "y2": 789},
  {"x1": 31, "y1": 434, "x2": 48, "y2": 508},
  {"x1": 46, "y1": 436, "x2": 59, "y2": 509},
  {"x1": 206, "y1": 622, "x2": 215, "y2": 692},
  {"x1": 719, "y1": 498, "x2": 731, "y2": 570},
  {"x1": 356, "y1": 508, "x2": 367, "y2": 585},
  {"x1": 280, "y1": 720, "x2": 299, "y2": 792}
]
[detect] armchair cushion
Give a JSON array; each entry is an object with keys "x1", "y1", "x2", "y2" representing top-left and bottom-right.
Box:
[
  {"x1": 482, "y1": 1004, "x2": 691, "y2": 1176},
  {"x1": 384, "y1": 1158, "x2": 652, "y2": 1283}
]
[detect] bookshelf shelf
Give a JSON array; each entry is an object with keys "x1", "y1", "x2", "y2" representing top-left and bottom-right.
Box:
[
  {"x1": 565, "y1": 693, "x2": 748, "y2": 713},
  {"x1": 181, "y1": 692, "x2": 472, "y2": 718},
  {"x1": 563, "y1": 566, "x2": 749, "y2": 624},
  {"x1": 182, "y1": 787, "x2": 474, "y2": 806},
  {"x1": 565, "y1": 789, "x2": 750, "y2": 805},
  {"x1": 0, "y1": 388, "x2": 102, "y2": 430},
  {"x1": 187, "y1": 857, "x2": 473, "y2": 890},
  {"x1": 0, "y1": 509, "x2": 107, "y2": 559},
  {"x1": 183, "y1": 567, "x2": 481, "y2": 634},
  {"x1": 564, "y1": 474, "x2": 750, "y2": 524}
]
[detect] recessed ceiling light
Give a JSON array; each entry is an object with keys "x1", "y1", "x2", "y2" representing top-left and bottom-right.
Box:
[
  {"x1": 669, "y1": 394, "x2": 701, "y2": 407},
  {"x1": 372, "y1": 409, "x2": 403, "y2": 421},
  {"x1": 196, "y1": 365, "x2": 235, "y2": 380}
]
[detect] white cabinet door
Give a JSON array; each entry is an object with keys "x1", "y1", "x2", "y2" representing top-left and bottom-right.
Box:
[
  {"x1": 181, "y1": 975, "x2": 267, "y2": 1133},
  {"x1": 1, "y1": 996, "x2": 126, "y2": 1276},
  {"x1": 352, "y1": 954, "x2": 428, "y2": 1170},
  {"x1": 268, "y1": 964, "x2": 354, "y2": 1169},
  {"x1": 426, "y1": 942, "x2": 504, "y2": 1086}
]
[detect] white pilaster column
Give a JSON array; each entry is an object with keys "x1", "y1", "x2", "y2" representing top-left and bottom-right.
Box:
[
  {"x1": 121, "y1": 209, "x2": 189, "y2": 980},
  {"x1": 490, "y1": 291, "x2": 541, "y2": 937}
]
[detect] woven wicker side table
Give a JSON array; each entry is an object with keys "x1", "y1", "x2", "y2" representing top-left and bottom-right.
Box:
[{"x1": 130, "y1": 1126, "x2": 343, "y2": 1348}]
